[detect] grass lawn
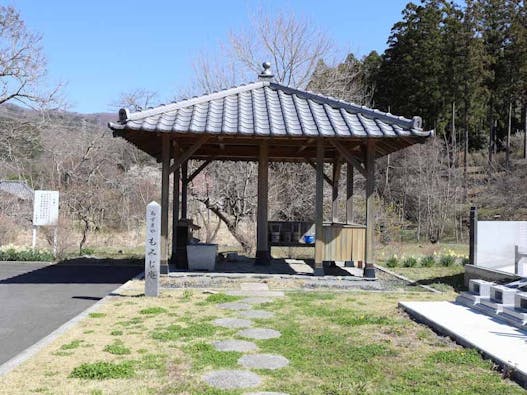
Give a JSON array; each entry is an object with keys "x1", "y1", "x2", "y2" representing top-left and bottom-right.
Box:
[
  {"x1": 388, "y1": 266, "x2": 466, "y2": 292},
  {"x1": 0, "y1": 281, "x2": 523, "y2": 394}
]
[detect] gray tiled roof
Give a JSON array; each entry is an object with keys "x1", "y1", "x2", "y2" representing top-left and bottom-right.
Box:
[
  {"x1": 109, "y1": 81, "x2": 432, "y2": 139},
  {"x1": 0, "y1": 181, "x2": 34, "y2": 200}
]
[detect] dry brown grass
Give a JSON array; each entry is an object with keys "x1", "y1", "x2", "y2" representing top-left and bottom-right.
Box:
[{"x1": 0, "y1": 281, "x2": 523, "y2": 395}]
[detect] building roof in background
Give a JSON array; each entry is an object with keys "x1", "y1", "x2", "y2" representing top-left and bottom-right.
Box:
[
  {"x1": 0, "y1": 181, "x2": 34, "y2": 200},
  {"x1": 109, "y1": 81, "x2": 431, "y2": 139}
]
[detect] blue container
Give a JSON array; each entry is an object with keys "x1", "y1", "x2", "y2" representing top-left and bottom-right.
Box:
[{"x1": 304, "y1": 235, "x2": 315, "y2": 244}]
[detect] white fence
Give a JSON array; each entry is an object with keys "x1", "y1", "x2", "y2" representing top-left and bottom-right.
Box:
[{"x1": 476, "y1": 221, "x2": 527, "y2": 275}]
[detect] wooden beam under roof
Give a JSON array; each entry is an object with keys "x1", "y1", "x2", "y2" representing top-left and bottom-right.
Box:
[
  {"x1": 118, "y1": 131, "x2": 421, "y2": 163},
  {"x1": 169, "y1": 135, "x2": 210, "y2": 173},
  {"x1": 331, "y1": 140, "x2": 366, "y2": 178},
  {"x1": 305, "y1": 158, "x2": 333, "y2": 186}
]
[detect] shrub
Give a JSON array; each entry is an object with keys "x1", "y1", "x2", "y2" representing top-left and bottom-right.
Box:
[
  {"x1": 385, "y1": 256, "x2": 399, "y2": 268},
  {"x1": 420, "y1": 255, "x2": 435, "y2": 267},
  {"x1": 439, "y1": 254, "x2": 456, "y2": 267},
  {"x1": 69, "y1": 361, "x2": 134, "y2": 380},
  {"x1": 402, "y1": 256, "x2": 418, "y2": 267},
  {"x1": 80, "y1": 247, "x2": 96, "y2": 256},
  {"x1": 461, "y1": 256, "x2": 470, "y2": 266},
  {"x1": 0, "y1": 245, "x2": 53, "y2": 262}
]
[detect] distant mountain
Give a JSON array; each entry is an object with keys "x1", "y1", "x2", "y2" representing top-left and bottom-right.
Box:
[{"x1": 0, "y1": 102, "x2": 116, "y2": 128}]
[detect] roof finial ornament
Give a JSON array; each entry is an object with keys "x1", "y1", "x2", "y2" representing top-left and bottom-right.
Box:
[{"x1": 258, "y1": 61, "x2": 274, "y2": 80}]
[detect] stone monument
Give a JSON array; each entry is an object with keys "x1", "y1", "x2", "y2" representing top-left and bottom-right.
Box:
[{"x1": 145, "y1": 201, "x2": 161, "y2": 297}]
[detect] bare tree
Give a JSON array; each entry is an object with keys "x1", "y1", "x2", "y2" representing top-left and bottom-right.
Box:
[
  {"x1": 0, "y1": 6, "x2": 62, "y2": 108},
  {"x1": 308, "y1": 55, "x2": 373, "y2": 105},
  {"x1": 110, "y1": 89, "x2": 159, "y2": 112},
  {"x1": 194, "y1": 8, "x2": 332, "y2": 92}
]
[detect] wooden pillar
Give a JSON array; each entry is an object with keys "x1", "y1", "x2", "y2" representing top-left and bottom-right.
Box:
[
  {"x1": 255, "y1": 141, "x2": 270, "y2": 265},
  {"x1": 181, "y1": 161, "x2": 188, "y2": 219},
  {"x1": 160, "y1": 134, "x2": 170, "y2": 274},
  {"x1": 364, "y1": 140, "x2": 376, "y2": 278},
  {"x1": 346, "y1": 163, "x2": 354, "y2": 224},
  {"x1": 314, "y1": 139, "x2": 325, "y2": 276},
  {"x1": 331, "y1": 156, "x2": 341, "y2": 223}
]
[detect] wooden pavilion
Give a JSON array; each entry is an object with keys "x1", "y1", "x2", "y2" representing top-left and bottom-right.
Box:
[{"x1": 109, "y1": 63, "x2": 433, "y2": 278}]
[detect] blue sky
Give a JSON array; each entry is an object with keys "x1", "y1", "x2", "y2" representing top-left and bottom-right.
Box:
[{"x1": 10, "y1": 0, "x2": 410, "y2": 113}]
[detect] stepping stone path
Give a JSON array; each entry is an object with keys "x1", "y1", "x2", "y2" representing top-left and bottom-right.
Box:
[
  {"x1": 239, "y1": 354, "x2": 290, "y2": 370},
  {"x1": 213, "y1": 317, "x2": 253, "y2": 329},
  {"x1": 239, "y1": 310, "x2": 275, "y2": 319},
  {"x1": 202, "y1": 282, "x2": 289, "y2": 393},
  {"x1": 213, "y1": 340, "x2": 258, "y2": 352}
]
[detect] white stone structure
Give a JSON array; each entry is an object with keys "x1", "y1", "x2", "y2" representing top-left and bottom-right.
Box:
[{"x1": 145, "y1": 201, "x2": 161, "y2": 297}]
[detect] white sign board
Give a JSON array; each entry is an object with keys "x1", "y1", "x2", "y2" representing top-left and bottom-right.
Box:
[
  {"x1": 145, "y1": 201, "x2": 161, "y2": 297},
  {"x1": 33, "y1": 190, "x2": 59, "y2": 226}
]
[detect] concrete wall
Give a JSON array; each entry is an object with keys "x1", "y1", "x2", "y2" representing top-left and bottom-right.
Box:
[{"x1": 464, "y1": 264, "x2": 520, "y2": 287}]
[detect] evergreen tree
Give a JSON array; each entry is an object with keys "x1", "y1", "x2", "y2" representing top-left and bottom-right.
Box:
[{"x1": 375, "y1": 1, "x2": 451, "y2": 130}]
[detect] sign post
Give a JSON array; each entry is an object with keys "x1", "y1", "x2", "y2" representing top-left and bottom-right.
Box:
[
  {"x1": 145, "y1": 201, "x2": 161, "y2": 297},
  {"x1": 32, "y1": 191, "x2": 59, "y2": 254}
]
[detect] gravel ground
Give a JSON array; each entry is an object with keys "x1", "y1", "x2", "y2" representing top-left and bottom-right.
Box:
[{"x1": 161, "y1": 269, "x2": 411, "y2": 291}]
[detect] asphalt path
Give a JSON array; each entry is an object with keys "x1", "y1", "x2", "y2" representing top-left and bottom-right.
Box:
[{"x1": 0, "y1": 261, "x2": 143, "y2": 365}]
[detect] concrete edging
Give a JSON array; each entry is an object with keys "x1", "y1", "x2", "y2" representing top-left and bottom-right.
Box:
[{"x1": 0, "y1": 271, "x2": 145, "y2": 377}]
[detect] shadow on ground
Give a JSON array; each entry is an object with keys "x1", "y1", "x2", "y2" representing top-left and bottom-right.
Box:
[
  {"x1": 175, "y1": 255, "x2": 360, "y2": 277},
  {"x1": 414, "y1": 273, "x2": 466, "y2": 292},
  {"x1": 0, "y1": 258, "x2": 143, "y2": 285}
]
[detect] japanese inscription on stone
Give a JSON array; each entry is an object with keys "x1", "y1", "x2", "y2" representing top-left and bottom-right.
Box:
[{"x1": 145, "y1": 201, "x2": 161, "y2": 297}]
